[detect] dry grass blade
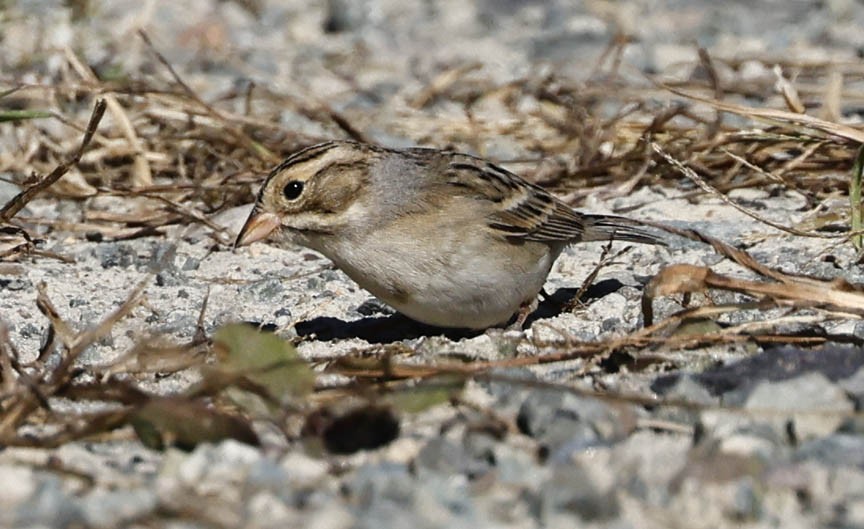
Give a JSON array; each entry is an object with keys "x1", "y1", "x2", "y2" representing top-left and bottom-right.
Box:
[
  {"x1": 68, "y1": 279, "x2": 149, "y2": 354},
  {"x1": 328, "y1": 355, "x2": 860, "y2": 417},
  {"x1": 773, "y1": 65, "x2": 805, "y2": 114},
  {"x1": 662, "y1": 84, "x2": 864, "y2": 144},
  {"x1": 325, "y1": 108, "x2": 369, "y2": 143},
  {"x1": 639, "y1": 299, "x2": 778, "y2": 335},
  {"x1": 821, "y1": 68, "x2": 843, "y2": 123},
  {"x1": 0, "y1": 99, "x2": 106, "y2": 222},
  {"x1": 720, "y1": 148, "x2": 789, "y2": 184},
  {"x1": 14, "y1": 409, "x2": 135, "y2": 449},
  {"x1": 150, "y1": 195, "x2": 232, "y2": 245},
  {"x1": 4, "y1": 301, "x2": 280, "y2": 450},
  {"x1": 642, "y1": 221, "x2": 855, "y2": 289},
  {"x1": 34, "y1": 282, "x2": 78, "y2": 345},
  {"x1": 95, "y1": 341, "x2": 208, "y2": 376},
  {"x1": 0, "y1": 226, "x2": 73, "y2": 263},
  {"x1": 137, "y1": 29, "x2": 277, "y2": 163},
  {"x1": 0, "y1": 278, "x2": 136, "y2": 442},
  {"x1": 642, "y1": 263, "x2": 864, "y2": 326},
  {"x1": 65, "y1": 48, "x2": 153, "y2": 187},
  {"x1": 697, "y1": 47, "x2": 724, "y2": 138},
  {"x1": 45, "y1": 277, "x2": 149, "y2": 379},
  {"x1": 411, "y1": 62, "x2": 482, "y2": 108},
  {"x1": 651, "y1": 142, "x2": 840, "y2": 239},
  {"x1": 567, "y1": 240, "x2": 631, "y2": 311},
  {"x1": 0, "y1": 322, "x2": 50, "y2": 410}
]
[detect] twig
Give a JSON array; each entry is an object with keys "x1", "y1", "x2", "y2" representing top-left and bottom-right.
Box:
[
  {"x1": 194, "y1": 288, "x2": 210, "y2": 344},
  {"x1": 567, "y1": 241, "x2": 632, "y2": 311},
  {"x1": 0, "y1": 99, "x2": 106, "y2": 222}
]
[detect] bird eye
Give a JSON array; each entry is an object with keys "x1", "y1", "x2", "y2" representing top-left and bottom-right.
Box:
[{"x1": 282, "y1": 181, "x2": 304, "y2": 200}]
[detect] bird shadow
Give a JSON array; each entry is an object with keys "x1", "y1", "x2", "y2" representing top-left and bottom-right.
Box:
[{"x1": 294, "y1": 278, "x2": 627, "y2": 343}]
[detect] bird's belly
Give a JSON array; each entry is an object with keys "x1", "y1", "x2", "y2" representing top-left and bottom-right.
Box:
[
  {"x1": 326, "y1": 236, "x2": 560, "y2": 329},
  {"x1": 383, "y1": 270, "x2": 544, "y2": 328}
]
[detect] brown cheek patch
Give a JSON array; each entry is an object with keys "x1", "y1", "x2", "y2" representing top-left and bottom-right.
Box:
[{"x1": 310, "y1": 167, "x2": 365, "y2": 214}]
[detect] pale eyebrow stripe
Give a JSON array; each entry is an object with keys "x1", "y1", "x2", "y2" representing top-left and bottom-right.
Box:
[
  {"x1": 312, "y1": 160, "x2": 371, "y2": 180},
  {"x1": 255, "y1": 142, "x2": 342, "y2": 200}
]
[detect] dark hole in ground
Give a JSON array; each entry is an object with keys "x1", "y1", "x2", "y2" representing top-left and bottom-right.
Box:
[{"x1": 303, "y1": 405, "x2": 400, "y2": 455}]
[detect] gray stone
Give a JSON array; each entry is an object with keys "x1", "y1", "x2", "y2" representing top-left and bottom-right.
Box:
[
  {"x1": 17, "y1": 322, "x2": 41, "y2": 338},
  {"x1": 0, "y1": 277, "x2": 31, "y2": 291},
  {"x1": 344, "y1": 462, "x2": 415, "y2": 508},
  {"x1": 655, "y1": 373, "x2": 720, "y2": 425},
  {"x1": 79, "y1": 489, "x2": 158, "y2": 528},
  {"x1": 613, "y1": 431, "x2": 692, "y2": 505},
  {"x1": 539, "y1": 462, "x2": 619, "y2": 523},
  {"x1": 0, "y1": 465, "x2": 38, "y2": 518},
  {"x1": 477, "y1": 370, "x2": 535, "y2": 416},
  {"x1": 148, "y1": 242, "x2": 178, "y2": 273},
  {"x1": 0, "y1": 178, "x2": 20, "y2": 206},
  {"x1": 155, "y1": 270, "x2": 182, "y2": 287},
  {"x1": 68, "y1": 297, "x2": 87, "y2": 307},
  {"x1": 355, "y1": 298, "x2": 394, "y2": 317},
  {"x1": 95, "y1": 243, "x2": 138, "y2": 269},
  {"x1": 249, "y1": 277, "x2": 285, "y2": 301},
  {"x1": 838, "y1": 365, "x2": 864, "y2": 405},
  {"x1": 182, "y1": 257, "x2": 201, "y2": 271},
  {"x1": 794, "y1": 434, "x2": 864, "y2": 467},
  {"x1": 698, "y1": 409, "x2": 791, "y2": 452},
  {"x1": 727, "y1": 477, "x2": 762, "y2": 521},
  {"x1": 11, "y1": 476, "x2": 82, "y2": 528},
  {"x1": 246, "y1": 457, "x2": 290, "y2": 493},
  {"x1": 600, "y1": 317, "x2": 622, "y2": 333},
  {"x1": 488, "y1": 441, "x2": 548, "y2": 489},
  {"x1": 323, "y1": 0, "x2": 367, "y2": 33},
  {"x1": 744, "y1": 373, "x2": 853, "y2": 441},
  {"x1": 415, "y1": 438, "x2": 482, "y2": 477},
  {"x1": 653, "y1": 346, "x2": 864, "y2": 404},
  {"x1": 274, "y1": 306, "x2": 292, "y2": 318},
  {"x1": 517, "y1": 390, "x2": 635, "y2": 459}
]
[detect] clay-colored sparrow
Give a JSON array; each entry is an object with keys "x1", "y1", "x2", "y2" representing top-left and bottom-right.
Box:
[{"x1": 235, "y1": 141, "x2": 660, "y2": 329}]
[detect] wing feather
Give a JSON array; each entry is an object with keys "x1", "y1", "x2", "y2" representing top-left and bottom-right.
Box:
[{"x1": 443, "y1": 154, "x2": 659, "y2": 245}]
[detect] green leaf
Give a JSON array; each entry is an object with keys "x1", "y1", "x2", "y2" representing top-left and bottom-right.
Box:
[
  {"x1": 850, "y1": 144, "x2": 864, "y2": 249},
  {"x1": 672, "y1": 317, "x2": 723, "y2": 337},
  {"x1": 212, "y1": 323, "x2": 315, "y2": 402},
  {"x1": 0, "y1": 109, "x2": 53, "y2": 122},
  {"x1": 387, "y1": 376, "x2": 464, "y2": 414},
  {"x1": 131, "y1": 398, "x2": 259, "y2": 451},
  {"x1": 98, "y1": 64, "x2": 128, "y2": 82}
]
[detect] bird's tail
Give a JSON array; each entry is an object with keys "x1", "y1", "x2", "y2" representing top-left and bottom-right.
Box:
[{"x1": 581, "y1": 214, "x2": 665, "y2": 245}]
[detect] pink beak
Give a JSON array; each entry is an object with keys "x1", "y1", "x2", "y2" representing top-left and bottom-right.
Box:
[{"x1": 234, "y1": 211, "x2": 280, "y2": 248}]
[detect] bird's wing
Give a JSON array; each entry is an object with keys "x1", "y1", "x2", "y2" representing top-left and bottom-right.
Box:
[
  {"x1": 442, "y1": 154, "x2": 590, "y2": 243},
  {"x1": 441, "y1": 154, "x2": 660, "y2": 245}
]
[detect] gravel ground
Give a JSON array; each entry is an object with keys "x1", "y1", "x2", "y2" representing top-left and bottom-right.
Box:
[{"x1": 3, "y1": 1, "x2": 864, "y2": 528}]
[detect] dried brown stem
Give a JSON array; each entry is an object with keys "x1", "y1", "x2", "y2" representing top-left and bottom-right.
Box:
[{"x1": 0, "y1": 99, "x2": 106, "y2": 222}]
